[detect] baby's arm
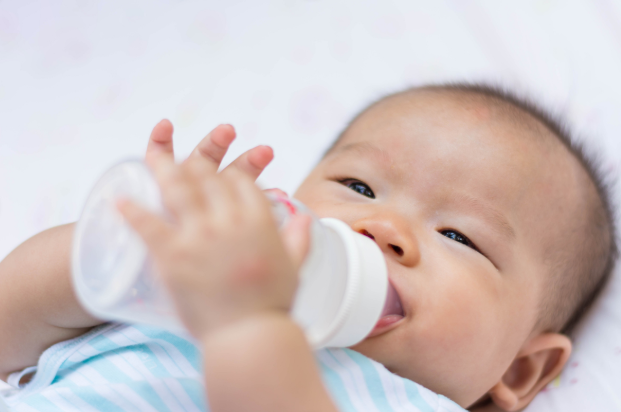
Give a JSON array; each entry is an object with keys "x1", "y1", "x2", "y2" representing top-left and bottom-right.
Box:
[
  {"x1": 202, "y1": 313, "x2": 338, "y2": 412},
  {"x1": 0, "y1": 222, "x2": 98, "y2": 381},
  {"x1": 0, "y1": 120, "x2": 274, "y2": 381}
]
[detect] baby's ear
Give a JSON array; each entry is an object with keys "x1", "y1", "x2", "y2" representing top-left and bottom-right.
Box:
[{"x1": 488, "y1": 333, "x2": 571, "y2": 411}]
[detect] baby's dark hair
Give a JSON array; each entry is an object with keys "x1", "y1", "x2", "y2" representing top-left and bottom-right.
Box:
[{"x1": 332, "y1": 82, "x2": 618, "y2": 336}]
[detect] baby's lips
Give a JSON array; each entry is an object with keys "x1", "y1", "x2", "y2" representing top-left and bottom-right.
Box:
[
  {"x1": 366, "y1": 279, "x2": 404, "y2": 339},
  {"x1": 381, "y1": 279, "x2": 404, "y2": 318}
]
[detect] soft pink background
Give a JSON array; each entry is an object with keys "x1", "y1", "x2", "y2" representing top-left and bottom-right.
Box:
[{"x1": 1, "y1": 1, "x2": 621, "y2": 410}]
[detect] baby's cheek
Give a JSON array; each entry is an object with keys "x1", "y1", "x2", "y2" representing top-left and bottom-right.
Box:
[
  {"x1": 426, "y1": 285, "x2": 494, "y2": 340},
  {"x1": 417, "y1": 272, "x2": 506, "y2": 363},
  {"x1": 411, "y1": 282, "x2": 507, "y2": 399}
]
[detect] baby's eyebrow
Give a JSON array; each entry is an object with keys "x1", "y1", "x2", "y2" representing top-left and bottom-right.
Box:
[
  {"x1": 327, "y1": 142, "x2": 392, "y2": 165},
  {"x1": 452, "y1": 193, "x2": 516, "y2": 240}
]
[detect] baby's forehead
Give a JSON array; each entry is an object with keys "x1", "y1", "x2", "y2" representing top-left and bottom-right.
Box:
[
  {"x1": 346, "y1": 89, "x2": 557, "y2": 147},
  {"x1": 337, "y1": 89, "x2": 567, "y2": 175}
]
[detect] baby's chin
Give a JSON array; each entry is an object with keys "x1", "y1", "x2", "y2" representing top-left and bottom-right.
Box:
[
  {"x1": 350, "y1": 333, "x2": 492, "y2": 410},
  {"x1": 349, "y1": 322, "x2": 408, "y2": 375}
]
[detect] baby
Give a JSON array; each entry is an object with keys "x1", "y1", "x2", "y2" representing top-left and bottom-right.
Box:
[{"x1": 0, "y1": 83, "x2": 616, "y2": 412}]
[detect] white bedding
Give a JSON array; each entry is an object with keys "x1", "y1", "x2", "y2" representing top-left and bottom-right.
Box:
[
  {"x1": 526, "y1": 265, "x2": 621, "y2": 411},
  {"x1": 1, "y1": 1, "x2": 620, "y2": 411}
]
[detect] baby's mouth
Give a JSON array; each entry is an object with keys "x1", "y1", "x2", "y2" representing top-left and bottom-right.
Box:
[{"x1": 367, "y1": 279, "x2": 404, "y2": 338}]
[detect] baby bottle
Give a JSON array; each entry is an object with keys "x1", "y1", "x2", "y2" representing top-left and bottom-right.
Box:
[{"x1": 72, "y1": 160, "x2": 388, "y2": 348}]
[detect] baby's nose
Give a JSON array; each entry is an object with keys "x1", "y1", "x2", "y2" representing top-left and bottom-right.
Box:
[
  {"x1": 352, "y1": 219, "x2": 419, "y2": 267},
  {"x1": 359, "y1": 229, "x2": 404, "y2": 256}
]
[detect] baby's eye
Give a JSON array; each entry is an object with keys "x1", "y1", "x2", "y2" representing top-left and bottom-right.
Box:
[
  {"x1": 441, "y1": 229, "x2": 477, "y2": 251},
  {"x1": 340, "y1": 179, "x2": 375, "y2": 199}
]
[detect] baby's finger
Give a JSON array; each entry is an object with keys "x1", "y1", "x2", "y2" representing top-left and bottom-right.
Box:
[
  {"x1": 149, "y1": 154, "x2": 206, "y2": 222},
  {"x1": 220, "y1": 145, "x2": 274, "y2": 181},
  {"x1": 221, "y1": 167, "x2": 265, "y2": 210},
  {"x1": 200, "y1": 173, "x2": 239, "y2": 223},
  {"x1": 116, "y1": 198, "x2": 174, "y2": 256},
  {"x1": 281, "y1": 214, "x2": 312, "y2": 271},
  {"x1": 264, "y1": 188, "x2": 289, "y2": 200},
  {"x1": 184, "y1": 124, "x2": 236, "y2": 174},
  {"x1": 145, "y1": 120, "x2": 174, "y2": 167}
]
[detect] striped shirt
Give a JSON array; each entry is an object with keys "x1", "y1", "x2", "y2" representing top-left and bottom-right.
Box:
[{"x1": 1, "y1": 324, "x2": 465, "y2": 412}]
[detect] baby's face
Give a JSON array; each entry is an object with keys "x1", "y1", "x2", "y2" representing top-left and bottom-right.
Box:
[{"x1": 294, "y1": 92, "x2": 582, "y2": 407}]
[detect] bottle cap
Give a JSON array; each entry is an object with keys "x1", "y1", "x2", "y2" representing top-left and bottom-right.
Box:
[{"x1": 309, "y1": 218, "x2": 388, "y2": 348}]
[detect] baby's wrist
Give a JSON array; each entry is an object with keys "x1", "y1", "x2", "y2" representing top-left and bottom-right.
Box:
[{"x1": 199, "y1": 310, "x2": 304, "y2": 350}]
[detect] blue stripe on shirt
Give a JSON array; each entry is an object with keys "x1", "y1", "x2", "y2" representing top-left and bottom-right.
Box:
[{"x1": 4, "y1": 324, "x2": 466, "y2": 412}]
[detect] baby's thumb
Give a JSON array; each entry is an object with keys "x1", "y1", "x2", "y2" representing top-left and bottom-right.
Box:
[
  {"x1": 281, "y1": 214, "x2": 312, "y2": 272},
  {"x1": 116, "y1": 198, "x2": 172, "y2": 256}
]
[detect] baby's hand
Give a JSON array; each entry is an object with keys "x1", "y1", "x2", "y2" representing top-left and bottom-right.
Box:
[
  {"x1": 118, "y1": 153, "x2": 309, "y2": 341},
  {"x1": 145, "y1": 119, "x2": 274, "y2": 181}
]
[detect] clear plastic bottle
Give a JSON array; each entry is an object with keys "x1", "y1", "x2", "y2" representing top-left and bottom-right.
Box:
[{"x1": 72, "y1": 160, "x2": 388, "y2": 348}]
